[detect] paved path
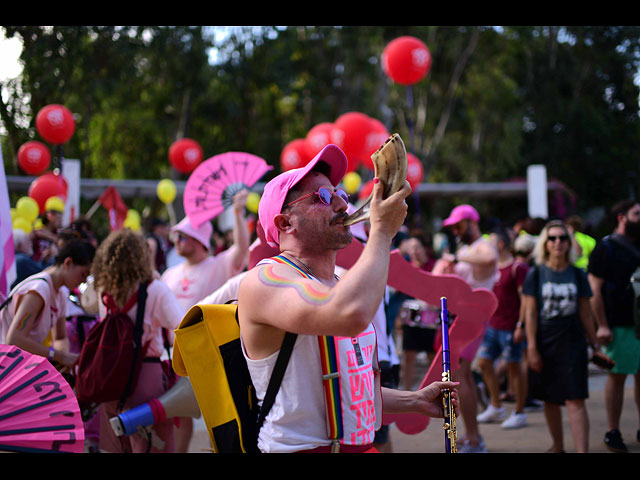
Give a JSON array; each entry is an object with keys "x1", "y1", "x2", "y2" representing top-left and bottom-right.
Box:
[{"x1": 187, "y1": 363, "x2": 639, "y2": 454}]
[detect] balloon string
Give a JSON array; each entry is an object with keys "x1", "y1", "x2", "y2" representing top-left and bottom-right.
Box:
[
  {"x1": 405, "y1": 85, "x2": 422, "y2": 228},
  {"x1": 406, "y1": 85, "x2": 415, "y2": 154}
]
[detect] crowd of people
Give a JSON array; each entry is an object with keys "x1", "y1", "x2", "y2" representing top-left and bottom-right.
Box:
[{"x1": 1, "y1": 151, "x2": 639, "y2": 454}]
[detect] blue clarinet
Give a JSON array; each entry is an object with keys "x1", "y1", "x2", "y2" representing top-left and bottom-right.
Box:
[{"x1": 441, "y1": 297, "x2": 457, "y2": 453}]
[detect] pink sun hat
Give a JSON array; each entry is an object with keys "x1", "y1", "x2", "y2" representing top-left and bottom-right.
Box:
[
  {"x1": 442, "y1": 204, "x2": 480, "y2": 227},
  {"x1": 172, "y1": 216, "x2": 212, "y2": 250},
  {"x1": 259, "y1": 144, "x2": 348, "y2": 248}
]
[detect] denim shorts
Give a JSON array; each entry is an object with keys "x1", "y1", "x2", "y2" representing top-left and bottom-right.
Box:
[{"x1": 477, "y1": 326, "x2": 523, "y2": 363}]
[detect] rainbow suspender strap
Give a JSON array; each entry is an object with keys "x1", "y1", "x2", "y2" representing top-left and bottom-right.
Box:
[{"x1": 270, "y1": 256, "x2": 344, "y2": 444}]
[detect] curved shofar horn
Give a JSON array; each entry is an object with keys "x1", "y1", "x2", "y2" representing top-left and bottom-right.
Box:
[{"x1": 342, "y1": 133, "x2": 408, "y2": 226}]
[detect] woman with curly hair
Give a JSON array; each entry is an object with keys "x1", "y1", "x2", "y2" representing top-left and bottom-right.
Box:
[
  {"x1": 91, "y1": 228, "x2": 185, "y2": 453},
  {"x1": 521, "y1": 220, "x2": 598, "y2": 452}
]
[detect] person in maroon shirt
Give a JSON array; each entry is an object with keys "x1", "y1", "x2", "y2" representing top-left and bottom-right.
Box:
[{"x1": 476, "y1": 227, "x2": 530, "y2": 429}]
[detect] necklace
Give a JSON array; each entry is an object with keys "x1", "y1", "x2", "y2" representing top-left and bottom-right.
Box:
[
  {"x1": 283, "y1": 254, "x2": 365, "y2": 365},
  {"x1": 284, "y1": 254, "x2": 340, "y2": 284}
]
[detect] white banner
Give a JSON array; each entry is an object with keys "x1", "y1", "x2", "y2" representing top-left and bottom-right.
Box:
[
  {"x1": 527, "y1": 164, "x2": 548, "y2": 219},
  {"x1": 61, "y1": 158, "x2": 81, "y2": 226}
]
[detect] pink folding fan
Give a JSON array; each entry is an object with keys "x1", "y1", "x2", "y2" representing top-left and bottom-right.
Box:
[
  {"x1": 183, "y1": 151, "x2": 273, "y2": 227},
  {"x1": 0, "y1": 345, "x2": 85, "y2": 453}
]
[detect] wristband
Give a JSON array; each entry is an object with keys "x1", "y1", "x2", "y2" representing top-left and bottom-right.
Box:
[
  {"x1": 48, "y1": 346, "x2": 55, "y2": 360},
  {"x1": 516, "y1": 322, "x2": 524, "y2": 329}
]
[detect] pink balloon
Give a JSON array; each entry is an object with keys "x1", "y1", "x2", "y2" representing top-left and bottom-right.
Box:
[
  {"x1": 305, "y1": 122, "x2": 334, "y2": 158},
  {"x1": 169, "y1": 138, "x2": 203, "y2": 174},
  {"x1": 28, "y1": 172, "x2": 68, "y2": 214},
  {"x1": 280, "y1": 139, "x2": 310, "y2": 171},
  {"x1": 18, "y1": 141, "x2": 51, "y2": 175},
  {"x1": 35, "y1": 104, "x2": 76, "y2": 144},
  {"x1": 330, "y1": 112, "x2": 373, "y2": 172},
  {"x1": 382, "y1": 36, "x2": 432, "y2": 86},
  {"x1": 361, "y1": 118, "x2": 390, "y2": 171},
  {"x1": 407, "y1": 153, "x2": 424, "y2": 189},
  {"x1": 358, "y1": 178, "x2": 375, "y2": 201}
]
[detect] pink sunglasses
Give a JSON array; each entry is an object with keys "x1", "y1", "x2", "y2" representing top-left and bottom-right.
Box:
[{"x1": 284, "y1": 187, "x2": 349, "y2": 209}]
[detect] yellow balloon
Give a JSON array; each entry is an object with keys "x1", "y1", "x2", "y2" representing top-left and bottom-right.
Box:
[
  {"x1": 16, "y1": 196, "x2": 39, "y2": 223},
  {"x1": 157, "y1": 179, "x2": 177, "y2": 204},
  {"x1": 10, "y1": 208, "x2": 16, "y2": 222},
  {"x1": 246, "y1": 192, "x2": 260, "y2": 214},
  {"x1": 342, "y1": 171, "x2": 362, "y2": 195},
  {"x1": 45, "y1": 195, "x2": 65, "y2": 213},
  {"x1": 33, "y1": 218, "x2": 43, "y2": 230},
  {"x1": 124, "y1": 209, "x2": 141, "y2": 231},
  {"x1": 13, "y1": 216, "x2": 32, "y2": 234}
]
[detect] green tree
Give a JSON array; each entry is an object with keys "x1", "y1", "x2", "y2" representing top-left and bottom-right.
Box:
[{"x1": 3, "y1": 25, "x2": 640, "y2": 227}]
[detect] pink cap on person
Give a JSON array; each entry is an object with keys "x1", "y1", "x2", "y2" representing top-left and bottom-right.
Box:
[
  {"x1": 258, "y1": 144, "x2": 348, "y2": 248},
  {"x1": 172, "y1": 216, "x2": 212, "y2": 250},
  {"x1": 442, "y1": 204, "x2": 480, "y2": 227}
]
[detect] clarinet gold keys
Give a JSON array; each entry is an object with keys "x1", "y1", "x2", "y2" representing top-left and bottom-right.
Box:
[{"x1": 441, "y1": 297, "x2": 457, "y2": 453}]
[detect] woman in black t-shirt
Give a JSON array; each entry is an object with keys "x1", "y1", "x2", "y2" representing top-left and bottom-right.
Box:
[{"x1": 522, "y1": 220, "x2": 598, "y2": 453}]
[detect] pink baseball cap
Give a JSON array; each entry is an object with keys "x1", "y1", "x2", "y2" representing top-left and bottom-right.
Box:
[
  {"x1": 259, "y1": 144, "x2": 348, "y2": 247},
  {"x1": 172, "y1": 216, "x2": 212, "y2": 250},
  {"x1": 442, "y1": 204, "x2": 480, "y2": 227}
]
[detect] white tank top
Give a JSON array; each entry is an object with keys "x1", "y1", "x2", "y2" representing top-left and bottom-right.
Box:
[{"x1": 241, "y1": 257, "x2": 382, "y2": 453}]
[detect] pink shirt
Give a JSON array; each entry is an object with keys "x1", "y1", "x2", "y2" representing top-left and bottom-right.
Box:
[
  {"x1": 454, "y1": 237, "x2": 500, "y2": 291},
  {"x1": 97, "y1": 279, "x2": 185, "y2": 358},
  {"x1": 0, "y1": 272, "x2": 67, "y2": 346},
  {"x1": 160, "y1": 247, "x2": 245, "y2": 311}
]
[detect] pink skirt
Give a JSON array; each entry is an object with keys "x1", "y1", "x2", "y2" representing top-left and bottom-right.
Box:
[{"x1": 99, "y1": 360, "x2": 176, "y2": 453}]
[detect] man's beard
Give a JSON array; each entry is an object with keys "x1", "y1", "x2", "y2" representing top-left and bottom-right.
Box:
[
  {"x1": 299, "y1": 214, "x2": 353, "y2": 251},
  {"x1": 326, "y1": 212, "x2": 353, "y2": 250},
  {"x1": 624, "y1": 219, "x2": 640, "y2": 239},
  {"x1": 459, "y1": 231, "x2": 474, "y2": 245}
]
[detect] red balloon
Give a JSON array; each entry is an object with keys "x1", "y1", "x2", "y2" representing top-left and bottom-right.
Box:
[
  {"x1": 406, "y1": 153, "x2": 424, "y2": 189},
  {"x1": 382, "y1": 36, "x2": 432, "y2": 86},
  {"x1": 361, "y1": 118, "x2": 390, "y2": 171},
  {"x1": 18, "y1": 141, "x2": 51, "y2": 175},
  {"x1": 28, "y1": 172, "x2": 68, "y2": 214},
  {"x1": 358, "y1": 179, "x2": 375, "y2": 201},
  {"x1": 35, "y1": 104, "x2": 76, "y2": 144},
  {"x1": 280, "y1": 139, "x2": 310, "y2": 171},
  {"x1": 305, "y1": 122, "x2": 334, "y2": 158},
  {"x1": 169, "y1": 138, "x2": 203, "y2": 174},
  {"x1": 330, "y1": 112, "x2": 373, "y2": 172}
]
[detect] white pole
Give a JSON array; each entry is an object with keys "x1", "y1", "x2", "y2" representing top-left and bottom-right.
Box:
[{"x1": 527, "y1": 164, "x2": 548, "y2": 219}]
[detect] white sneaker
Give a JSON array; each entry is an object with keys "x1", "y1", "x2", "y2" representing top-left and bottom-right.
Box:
[
  {"x1": 457, "y1": 436, "x2": 488, "y2": 453},
  {"x1": 476, "y1": 404, "x2": 508, "y2": 423},
  {"x1": 501, "y1": 411, "x2": 527, "y2": 429}
]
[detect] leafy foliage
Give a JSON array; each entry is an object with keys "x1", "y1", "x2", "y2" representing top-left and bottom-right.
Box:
[{"x1": 2, "y1": 26, "x2": 640, "y2": 228}]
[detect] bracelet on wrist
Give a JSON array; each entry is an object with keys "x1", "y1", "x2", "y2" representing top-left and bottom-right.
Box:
[{"x1": 48, "y1": 346, "x2": 55, "y2": 361}]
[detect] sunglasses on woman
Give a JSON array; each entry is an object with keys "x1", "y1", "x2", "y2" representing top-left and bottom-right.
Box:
[
  {"x1": 284, "y1": 187, "x2": 349, "y2": 209},
  {"x1": 547, "y1": 235, "x2": 569, "y2": 243}
]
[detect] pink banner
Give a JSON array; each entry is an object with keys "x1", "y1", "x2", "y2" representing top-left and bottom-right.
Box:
[
  {"x1": 0, "y1": 148, "x2": 16, "y2": 298},
  {"x1": 337, "y1": 237, "x2": 498, "y2": 435}
]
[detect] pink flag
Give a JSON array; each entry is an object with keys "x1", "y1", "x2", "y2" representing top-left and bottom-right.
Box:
[{"x1": 0, "y1": 148, "x2": 17, "y2": 299}]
